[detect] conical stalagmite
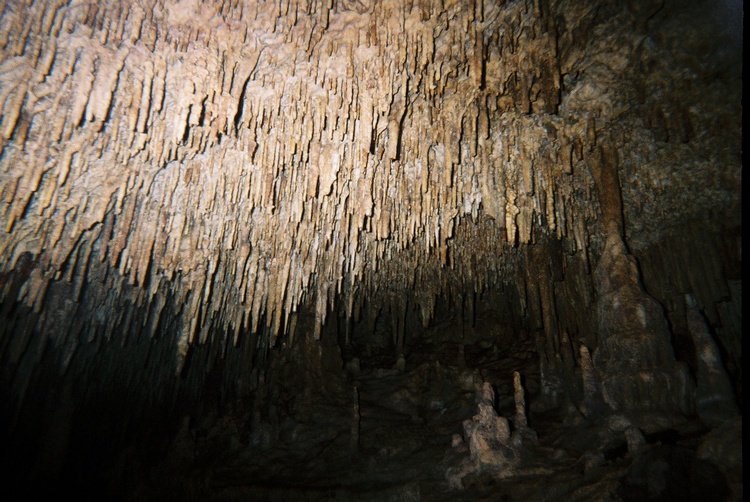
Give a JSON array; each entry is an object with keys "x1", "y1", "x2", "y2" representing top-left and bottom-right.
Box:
[
  {"x1": 686, "y1": 294, "x2": 739, "y2": 426},
  {"x1": 593, "y1": 222, "x2": 693, "y2": 414}
]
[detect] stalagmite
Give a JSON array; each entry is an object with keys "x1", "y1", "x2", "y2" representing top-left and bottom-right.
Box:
[
  {"x1": 624, "y1": 426, "x2": 646, "y2": 457},
  {"x1": 457, "y1": 343, "x2": 466, "y2": 371},
  {"x1": 578, "y1": 344, "x2": 603, "y2": 418},
  {"x1": 593, "y1": 222, "x2": 693, "y2": 414},
  {"x1": 350, "y1": 385, "x2": 360, "y2": 454},
  {"x1": 685, "y1": 294, "x2": 739, "y2": 426},
  {"x1": 446, "y1": 381, "x2": 516, "y2": 488},
  {"x1": 448, "y1": 376, "x2": 540, "y2": 490},
  {"x1": 513, "y1": 371, "x2": 527, "y2": 428}
]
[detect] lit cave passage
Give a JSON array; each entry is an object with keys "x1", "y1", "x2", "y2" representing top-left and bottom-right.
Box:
[{"x1": 0, "y1": 0, "x2": 742, "y2": 500}]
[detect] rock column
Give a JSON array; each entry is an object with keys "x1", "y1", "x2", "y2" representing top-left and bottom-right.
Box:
[{"x1": 593, "y1": 222, "x2": 693, "y2": 414}]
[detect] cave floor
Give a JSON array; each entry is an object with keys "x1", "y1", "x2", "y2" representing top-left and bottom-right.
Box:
[{"x1": 132, "y1": 327, "x2": 740, "y2": 502}]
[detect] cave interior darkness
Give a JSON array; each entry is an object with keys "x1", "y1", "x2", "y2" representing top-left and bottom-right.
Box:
[{"x1": 0, "y1": 0, "x2": 743, "y2": 500}]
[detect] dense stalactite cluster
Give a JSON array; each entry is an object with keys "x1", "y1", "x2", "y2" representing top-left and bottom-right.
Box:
[
  {"x1": 0, "y1": 0, "x2": 572, "y2": 352},
  {"x1": 2, "y1": 0, "x2": 738, "y2": 366}
]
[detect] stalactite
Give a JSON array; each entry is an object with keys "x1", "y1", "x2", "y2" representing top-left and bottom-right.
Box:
[
  {"x1": 0, "y1": 0, "x2": 598, "y2": 356},
  {"x1": 0, "y1": 2, "x2": 741, "y2": 462}
]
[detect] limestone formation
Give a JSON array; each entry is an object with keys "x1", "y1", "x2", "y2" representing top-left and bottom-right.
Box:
[
  {"x1": 593, "y1": 222, "x2": 693, "y2": 415},
  {"x1": 0, "y1": 0, "x2": 741, "y2": 499},
  {"x1": 578, "y1": 343, "x2": 604, "y2": 418},
  {"x1": 446, "y1": 381, "x2": 518, "y2": 488},
  {"x1": 447, "y1": 378, "x2": 538, "y2": 489},
  {"x1": 1, "y1": 0, "x2": 739, "y2": 377},
  {"x1": 686, "y1": 294, "x2": 739, "y2": 426},
  {"x1": 350, "y1": 384, "x2": 360, "y2": 453},
  {"x1": 623, "y1": 425, "x2": 646, "y2": 457},
  {"x1": 513, "y1": 371, "x2": 527, "y2": 428}
]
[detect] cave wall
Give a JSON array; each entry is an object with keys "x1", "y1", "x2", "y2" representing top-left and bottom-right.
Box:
[{"x1": 0, "y1": 0, "x2": 742, "y2": 494}]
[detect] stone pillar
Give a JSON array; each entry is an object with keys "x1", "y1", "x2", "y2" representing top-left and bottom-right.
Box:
[
  {"x1": 686, "y1": 294, "x2": 738, "y2": 426},
  {"x1": 593, "y1": 222, "x2": 693, "y2": 414}
]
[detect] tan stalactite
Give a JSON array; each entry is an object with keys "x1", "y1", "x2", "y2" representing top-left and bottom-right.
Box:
[{"x1": 0, "y1": 0, "x2": 737, "y2": 371}]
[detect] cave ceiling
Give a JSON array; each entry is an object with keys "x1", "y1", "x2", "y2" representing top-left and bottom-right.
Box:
[{"x1": 0, "y1": 0, "x2": 742, "y2": 367}]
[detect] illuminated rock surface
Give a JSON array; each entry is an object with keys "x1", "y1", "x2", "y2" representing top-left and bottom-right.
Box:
[{"x1": 0, "y1": 0, "x2": 741, "y2": 500}]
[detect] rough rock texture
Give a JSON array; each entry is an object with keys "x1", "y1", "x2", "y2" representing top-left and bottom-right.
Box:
[
  {"x1": 593, "y1": 221, "x2": 693, "y2": 415},
  {"x1": 686, "y1": 294, "x2": 739, "y2": 427},
  {"x1": 0, "y1": 0, "x2": 742, "y2": 499},
  {"x1": 459, "y1": 384, "x2": 516, "y2": 474},
  {"x1": 445, "y1": 380, "x2": 531, "y2": 488}
]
